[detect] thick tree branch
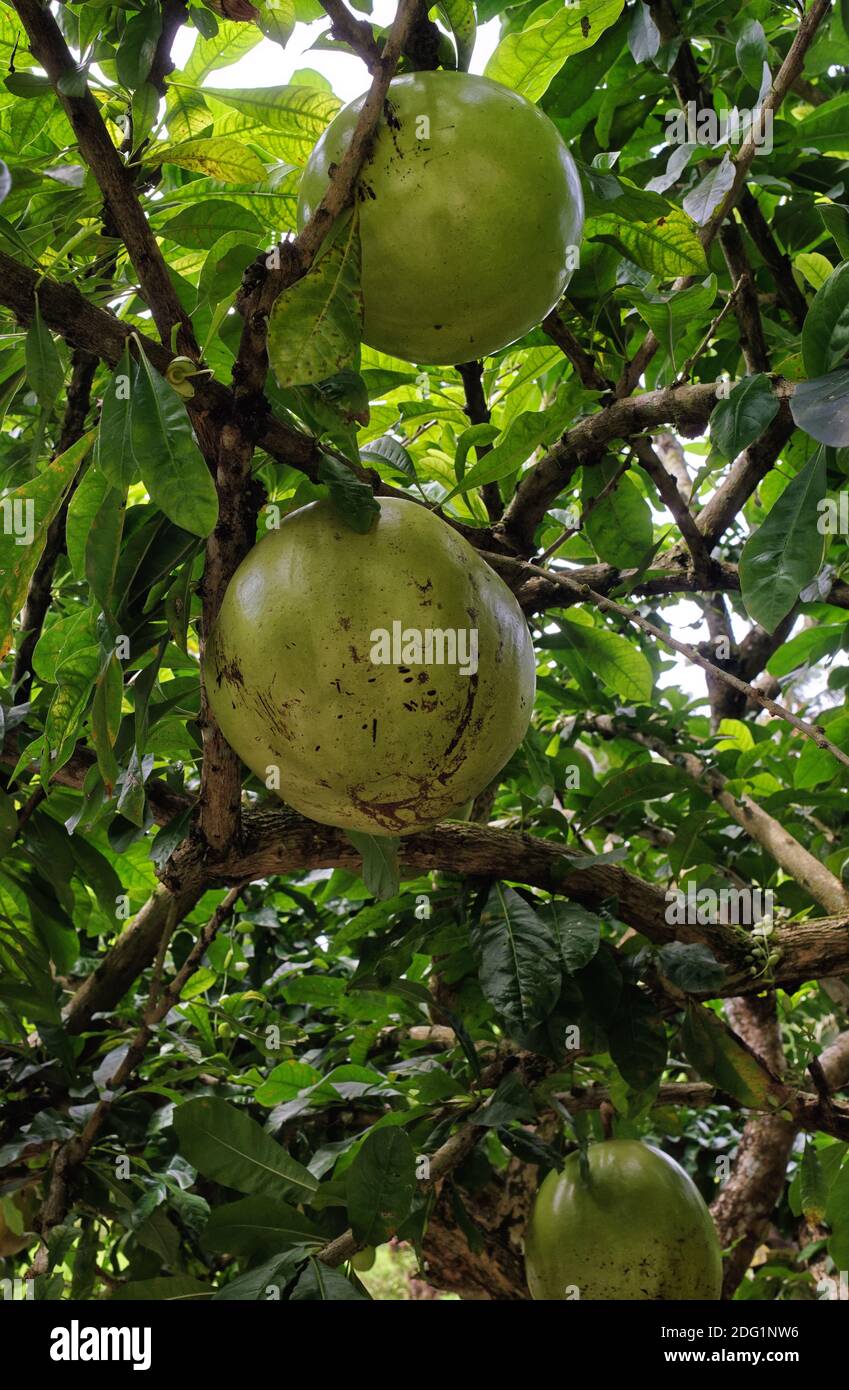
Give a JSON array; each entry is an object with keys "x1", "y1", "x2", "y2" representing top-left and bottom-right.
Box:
[
  {"x1": 457, "y1": 360, "x2": 502, "y2": 522},
  {"x1": 497, "y1": 379, "x2": 794, "y2": 553},
  {"x1": 319, "y1": 0, "x2": 382, "y2": 71}
]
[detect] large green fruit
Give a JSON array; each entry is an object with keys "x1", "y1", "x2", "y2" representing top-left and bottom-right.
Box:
[
  {"x1": 296, "y1": 71, "x2": 583, "y2": 364},
  {"x1": 204, "y1": 498, "x2": 535, "y2": 834},
  {"x1": 524, "y1": 1141, "x2": 723, "y2": 1300}
]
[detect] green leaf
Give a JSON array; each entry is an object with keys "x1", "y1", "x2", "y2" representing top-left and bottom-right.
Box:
[
  {"x1": 116, "y1": 4, "x2": 162, "y2": 90},
  {"x1": 682, "y1": 1002, "x2": 781, "y2": 1108},
  {"x1": 173, "y1": 1097, "x2": 318, "y2": 1201},
  {"x1": 710, "y1": 373, "x2": 779, "y2": 458},
  {"x1": 160, "y1": 199, "x2": 262, "y2": 250},
  {"x1": 802, "y1": 262, "x2": 849, "y2": 376},
  {"x1": 583, "y1": 459, "x2": 653, "y2": 566},
  {"x1": 657, "y1": 942, "x2": 726, "y2": 993},
  {"x1": 683, "y1": 153, "x2": 735, "y2": 226},
  {"x1": 739, "y1": 450, "x2": 827, "y2": 632},
  {"x1": 556, "y1": 614, "x2": 653, "y2": 702},
  {"x1": 486, "y1": 0, "x2": 625, "y2": 102},
  {"x1": 607, "y1": 984, "x2": 667, "y2": 1090},
  {"x1": 470, "y1": 883, "x2": 561, "y2": 1039},
  {"x1": 826, "y1": 1156, "x2": 849, "y2": 1269},
  {"x1": 203, "y1": 84, "x2": 341, "y2": 164},
  {"x1": 44, "y1": 644, "x2": 101, "y2": 766},
  {"x1": 182, "y1": 20, "x2": 263, "y2": 82},
  {"x1": 791, "y1": 366, "x2": 849, "y2": 447},
  {"x1": 767, "y1": 624, "x2": 843, "y2": 677},
  {"x1": 0, "y1": 791, "x2": 16, "y2": 858},
  {"x1": 579, "y1": 164, "x2": 669, "y2": 222},
  {"x1": 819, "y1": 203, "x2": 849, "y2": 261},
  {"x1": 736, "y1": 19, "x2": 768, "y2": 88},
  {"x1": 91, "y1": 653, "x2": 123, "y2": 792},
  {"x1": 110, "y1": 1277, "x2": 212, "y2": 1301},
  {"x1": 795, "y1": 93, "x2": 849, "y2": 154},
  {"x1": 201, "y1": 1195, "x2": 321, "y2": 1256},
  {"x1": 131, "y1": 349, "x2": 219, "y2": 538},
  {"x1": 588, "y1": 205, "x2": 707, "y2": 278},
  {"x1": 257, "y1": 0, "x2": 296, "y2": 47},
  {"x1": 795, "y1": 251, "x2": 833, "y2": 293},
  {"x1": 668, "y1": 810, "x2": 712, "y2": 875},
  {"x1": 347, "y1": 1128, "x2": 417, "y2": 1245},
  {"x1": 628, "y1": 2, "x2": 660, "y2": 63},
  {"x1": 290, "y1": 1259, "x2": 367, "y2": 1300},
  {"x1": 541, "y1": 899, "x2": 601, "y2": 974},
  {"x1": 345, "y1": 830, "x2": 401, "y2": 900},
  {"x1": 267, "y1": 215, "x2": 363, "y2": 387},
  {"x1": 360, "y1": 434, "x2": 418, "y2": 483},
  {"x1": 794, "y1": 715, "x2": 849, "y2": 789},
  {"x1": 67, "y1": 471, "x2": 107, "y2": 585},
  {"x1": 212, "y1": 1250, "x2": 304, "y2": 1301},
  {"x1": 0, "y1": 431, "x2": 95, "y2": 652},
  {"x1": 443, "y1": 383, "x2": 584, "y2": 501},
  {"x1": 437, "y1": 0, "x2": 476, "y2": 70},
  {"x1": 317, "y1": 454, "x2": 380, "y2": 533},
  {"x1": 131, "y1": 81, "x2": 160, "y2": 151},
  {"x1": 85, "y1": 485, "x2": 126, "y2": 618},
  {"x1": 472, "y1": 1070, "x2": 537, "y2": 1127},
  {"x1": 633, "y1": 276, "x2": 718, "y2": 348},
  {"x1": 96, "y1": 346, "x2": 138, "y2": 492},
  {"x1": 585, "y1": 762, "x2": 688, "y2": 825},
  {"x1": 148, "y1": 136, "x2": 266, "y2": 184},
  {"x1": 25, "y1": 294, "x2": 63, "y2": 408},
  {"x1": 4, "y1": 73, "x2": 52, "y2": 97}
]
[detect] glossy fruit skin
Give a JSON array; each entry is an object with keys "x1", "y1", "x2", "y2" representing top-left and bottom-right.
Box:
[
  {"x1": 351, "y1": 1245, "x2": 376, "y2": 1272},
  {"x1": 524, "y1": 1140, "x2": 723, "y2": 1300},
  {"x1": 203, "y1": 498, "x2": 535, "y2": 834},
  {"x1": 296, "y1": 71, "x2": 584, "y2": 364}
]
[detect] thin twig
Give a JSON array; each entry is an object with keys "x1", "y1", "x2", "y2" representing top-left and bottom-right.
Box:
[
  {"x1": 521, "y1": 560, "x2": 849, "y2": 770},
  {"x1": 671, "y1": 275, "x2": 746, "y2": 386}
]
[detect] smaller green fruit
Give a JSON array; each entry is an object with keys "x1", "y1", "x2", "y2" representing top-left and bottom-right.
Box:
[
  {"x1": 525, "y1": 1140, "x2": 722, "y2": 1300},
  {"x1": 351, "y1": 1245, "x2": 376, "y2": 1272}
]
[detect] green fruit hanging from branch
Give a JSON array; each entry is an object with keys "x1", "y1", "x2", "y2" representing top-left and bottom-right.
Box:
[
  {"x1": 297, "y1": 70, "x2": 584, "y2": 365},
  {"x1": 524, "y1": 1140, "x2": 723, "y2": 1300},
  {"x1": 204, "y1": 498, "x2": 536, "y2": 834}
]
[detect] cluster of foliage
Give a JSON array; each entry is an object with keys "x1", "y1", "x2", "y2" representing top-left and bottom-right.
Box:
[{"x1": 0, "y1": 0, "x2": 848, "y2": 1302}]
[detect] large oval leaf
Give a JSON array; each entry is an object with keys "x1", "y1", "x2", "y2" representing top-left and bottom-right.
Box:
[
  {"x1": 173, "y1": 1096, "x2": 318, "y2": 1201},
  {"x1": 739, "y1": 450, "x2": 827, "y2": 632}
]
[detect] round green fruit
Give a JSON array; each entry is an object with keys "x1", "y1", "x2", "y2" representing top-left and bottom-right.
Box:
[
  {"x1": 351, "y1": 1245, "x2": 376, "y2": 1272},
  {"x1": 204, "y1": 498, "x2": 536, "y2": 834},
  {"x1": 296, "y1": 70, "x2": 584, "y2": 365},
  {"x1": 524, "y1": 1140, "x2": 723, "y2": 1300}
]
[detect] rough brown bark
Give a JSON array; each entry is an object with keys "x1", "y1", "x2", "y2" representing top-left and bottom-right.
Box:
[
  {"x1": 420, "y1": 1152, "x2": 535, "y2": 1299},
  {"x1": 711, "y1": 995, "x2": 793, "y2": 1298}
]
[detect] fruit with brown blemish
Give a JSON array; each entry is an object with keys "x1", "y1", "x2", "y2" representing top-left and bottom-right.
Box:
[
  {"x1": 203, "y1": 498, "x2": 535, "y2": 834},
  {"x1": 524, "y1": 1140, "x2": 722, "y2": 1300}
]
